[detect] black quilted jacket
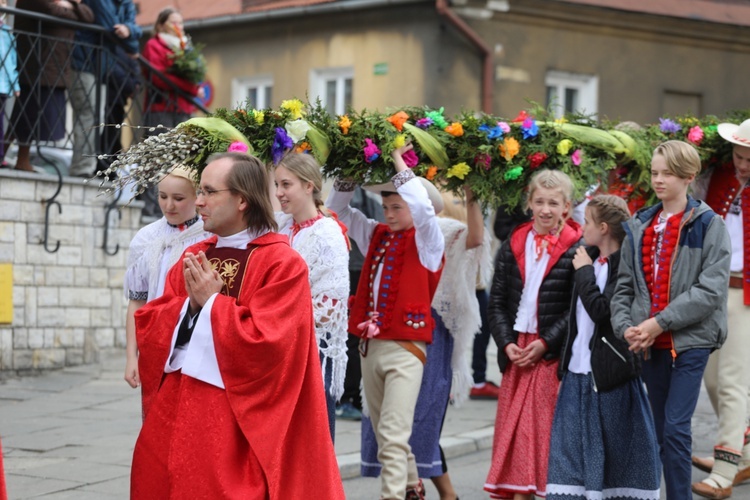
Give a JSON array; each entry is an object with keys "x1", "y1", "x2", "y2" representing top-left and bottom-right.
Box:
[{"x1": 488, "y1": 220, "x2": 582, "y2": 373}]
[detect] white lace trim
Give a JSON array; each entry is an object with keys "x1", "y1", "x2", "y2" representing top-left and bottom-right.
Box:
[
  {"x1": 125, "y1": 217, "x2": 210, "y2": 302},
  {"x1": 283, "y1": 215, "x2": 350, "y2": 401},
  {"x1": 432, "y1": 217, "x2": 492, "y2": 406},
  {"x1": 546, "y1": 484, "x2": 660, "y2": 499}
]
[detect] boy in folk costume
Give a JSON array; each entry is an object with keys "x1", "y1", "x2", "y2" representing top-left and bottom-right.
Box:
[
  {"x1": 326, "y1": 143, "x2": 445, "y2": 500},
  {"x1": 691, "y1": 119, "x2": 750, "y2": 500}
]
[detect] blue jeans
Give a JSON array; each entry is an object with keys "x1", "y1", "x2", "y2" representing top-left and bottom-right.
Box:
[
  {"x1": 471, "y1": 289, "x2": 492, "y2": 384},
  {"x1": 642, "y1": 348, "x2": 710, "y2": 500}
]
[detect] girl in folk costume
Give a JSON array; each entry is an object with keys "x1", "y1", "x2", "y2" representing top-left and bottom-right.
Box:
[
  {"x1": 124, "y1": 166, "x2": 209, "y2": 391},
  {"x1": 274, "y1": 153, "x2": 350, "y2": 441},
  {"x1": 326, "y1": 143, "x2": 445, "y2": 500},
  {"x1": 546, "y1": 195, "x2": 660, "y2": 500},
  {"x1": 484, "y1": 169, "x2": 582, "y2": 500},
  {"x1": 611, "y1": 140, "x2": 731, "y2": 500},
  {"x1": 360, "y1": 186, "x2": 492, "y2": 500}
]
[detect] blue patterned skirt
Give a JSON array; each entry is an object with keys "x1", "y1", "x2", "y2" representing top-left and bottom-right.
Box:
[
  {"x1": 361, "y1": 311, "x2": 453, "y2": 478},
  {"x1": 546, "y1": 372, "x2": 661, "y2": 499}
]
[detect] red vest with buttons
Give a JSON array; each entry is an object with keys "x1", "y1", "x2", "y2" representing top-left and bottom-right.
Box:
[
  {"x1": 704, "y1": 162, "x2": 750, "y2": 305},
  {"x1": 348, "y1": 224, "x2": 443, "y2": 343}
]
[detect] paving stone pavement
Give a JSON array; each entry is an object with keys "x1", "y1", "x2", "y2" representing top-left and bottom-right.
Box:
[{"x1": 0, "y1": 347, "x2": 748, "y2": 499}]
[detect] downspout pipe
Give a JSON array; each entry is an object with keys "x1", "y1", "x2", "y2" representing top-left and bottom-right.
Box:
[{"x1": 435, "y1": 0, "x2": 493, "y2": 114}]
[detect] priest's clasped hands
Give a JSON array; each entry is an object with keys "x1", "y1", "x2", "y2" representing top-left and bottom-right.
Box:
[{"x1": 183, "y1": 251, "x2": 224, "y2": 314}]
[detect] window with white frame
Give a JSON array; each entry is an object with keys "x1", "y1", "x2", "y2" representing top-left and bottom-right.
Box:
[
  {"x1": 545, "y1": 71, "x2": 598, "y2": 119},
  {"x1": 310, "y1": 67, "x2": 353, "y2": 116},
  {"x1": 231, "y1": 76, "x2": 273, "y2": 109}
]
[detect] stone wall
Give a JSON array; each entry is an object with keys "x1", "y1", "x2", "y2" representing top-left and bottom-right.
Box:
[{"x1": 0, "y1": 169, "x2": 141, "y2": 372}]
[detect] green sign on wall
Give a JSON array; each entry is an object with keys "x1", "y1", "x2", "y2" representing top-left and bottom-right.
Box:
[{"x1": 373, "y1": 62, "x2": 388, "y2": 76}]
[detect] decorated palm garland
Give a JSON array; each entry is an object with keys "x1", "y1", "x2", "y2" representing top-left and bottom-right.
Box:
[{"x1": 97, "y1": 99, "x2": 749, "y2": 211}]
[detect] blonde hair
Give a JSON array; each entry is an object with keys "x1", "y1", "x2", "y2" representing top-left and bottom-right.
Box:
[
  {"x1": 587, "y1": 194, "x2": 631, "y2": 244},
  {"x1": 526, "y1": 169, "x2": 574, "y2": 208},
  {"x1": 276, "y1": 153, "x2": 325, "y2": 210},
  {"x1": 439, "y1": 191, "x2": 467, "y2": 224},
  {"x1": 653, "y1": 140, "x2": 701, "y2": 179}
]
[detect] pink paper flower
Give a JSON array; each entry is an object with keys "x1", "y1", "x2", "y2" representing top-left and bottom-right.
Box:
[
  {"x1": 364, "y1": 138, "x2": 381, "y2": 164},
  {"x1": 228, "y1": 141, "x2": 249, "y2": 153},
  {"x1": 571, "y1": 149, "x2": 582, "y2": 166},
  {"x1": 687, "y1": 125, "x2": 704, "y2": 145},
  {"x1": 402, "y1": 149, "x2": 419, "y2": 168},
  {"x1": 497, "y1": 121, "x2": 511, "y2": 134}
]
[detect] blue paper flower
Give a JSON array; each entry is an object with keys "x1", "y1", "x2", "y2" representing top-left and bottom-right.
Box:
[
  {"x1": 521, "y1": 118, "x2": 538, "y2": 139},
  {"x1": 479, "y1": 124, "x2": 504, "y2": 140},
  {"x1": 272, "y1": 127, "x2": 293, "y2": 164}
]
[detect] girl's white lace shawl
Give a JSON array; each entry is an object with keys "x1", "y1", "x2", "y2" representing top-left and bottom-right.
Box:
[
  {"x1": 433, "y1": 217, "x2": 493, "y2": 406},
  {"x1": 279, "y1": 214, "x2": 350, "y2": 401},
  {"x1": 125, "y1": 217, "x2": 210, "y2": 302}
]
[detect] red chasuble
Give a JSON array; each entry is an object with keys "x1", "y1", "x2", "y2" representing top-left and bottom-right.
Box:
[
  {"x1": 131, "y1": 232, "x2": 345, "y2": 500},
  {"x1": 0, "y1": 437, "x2": 7, "y2": 500}
]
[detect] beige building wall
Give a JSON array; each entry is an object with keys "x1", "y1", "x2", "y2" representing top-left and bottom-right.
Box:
[{"x1": 191, "y1": 4, "x2": 482, "y2": 115}]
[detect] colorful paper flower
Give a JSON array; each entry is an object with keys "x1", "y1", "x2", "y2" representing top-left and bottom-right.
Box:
[
  {"x1": 285, "y1": 119, "x2": 311, "y2": 143},
  {"x1": 557, "y1": 139, "x2": 573, "y2": 155},
  {"x1": 499, "y1": 137, "x2": 520, "y2": 161},
  {"x1": 227, "y1": 141, "x2": 249, "y2": 153},
  {"x1": 272, "y1": 127, "x2": 293, "y2": 164},
  {"x1": 571, "y1": 149, "x2": 582, "y2": 166},
  {"x1": 393, "y1": 134, "x2": 406, "y2": 149},
  {"x1": 425, "y1": 166, "x2": 438, "y2": 181},
  {"x1": 497, "y1": 121, "x2": 511, "y2": 133},
  {"x1": 402, "y1": 149, "x2": 419, "y2": 168},
  {"x1": 659, "y1": 118, "x2": 681, "y2": 134},
  {"x1": 425, "y1": 108, "x2": 449, "y2": 129},
  {"x1": 528, "y1": 152, "x2": 548, "y2": 169},
  {"x1": 338, "y1": 115, "x2": 351, "y2": 135},
  {"x1": 252, "y1": 110, "x2": 265, "y2": 124},
  {"x1": 444, "y1": 122, "x2": 464, "y2": 137},
  {"x1": 479, "y1": 124, "x2": 503, "y2": 140},
  {"x1": 475, "y1": 153, "x2": 492, "y2": 171},
  {"x1": 416, "y1": 117, "x2": 434, "y2": 129},
  {"x1": 364, "y1": 138, "x2": 381, "y2": 164},
  {"x1": 447, "y1": 162, "x2": 471, "y2": 180},
  {"x1": 387, "y1": 111, "x2": 409, "y2": 132},
  {"x1": 512, "y1": 110, "x2": 530, "y2": 123},
  {"x1": 504, "y1": 166, "x2": 524, "y2": 181},
  {"x1": 281, "y1": 99, "x2": 305, "y2": 120},
  {"x1": 521, "y1": 118, "x2": 538, "y2": 139},
  {"x1": 687, "y1": 125, "x2": 704, "y2": 145},
  {"x1": 294, "y1": 142, "x2": 311, "y2": 154}
]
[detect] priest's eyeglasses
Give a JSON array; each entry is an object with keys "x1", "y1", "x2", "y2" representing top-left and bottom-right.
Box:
[{"x1": 197, "y1": 188, "x2": 232, "y2": 197}]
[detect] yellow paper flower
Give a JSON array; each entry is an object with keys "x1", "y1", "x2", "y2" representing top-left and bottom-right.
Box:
[
  {"x1": 447, "y1": 162, "x2": 470, "y2": 180},
  {"x1": 393, "y1": 134, "x2": 406, "y2": 148},
  {"x1": 425, "y1": 166, "x2": 438, "y2": 181},
  {"x1": 444, "y1": 122, "x2": 464, "y2": 137},
  {"x1": 338, "y1": 115, "x2": 351, "y2": 135},
  {"x1": 252, "y1": 110, "x2": 265, "y2": 125},
  {"x1": 555, "y1": 117, "x2": 568, "y2": 124},
  {"x1": 281, "y1": 99, "x2": 305, "y2": 120},
  {"x1": 557, "y1": 139, "x2": 573, "y2": 155},
  {"x1": 498, "y1": 137, "x2": 520, "y2": 161}
]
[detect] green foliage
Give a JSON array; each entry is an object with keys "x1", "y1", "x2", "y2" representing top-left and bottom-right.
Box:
[{"x1": 168, "y1": 42, "x2": 207, "y2": 84}]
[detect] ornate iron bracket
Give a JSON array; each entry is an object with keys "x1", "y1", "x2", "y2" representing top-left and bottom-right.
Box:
[
  {"x1": 40, "y1": 148, "x2": 62, "y2": 253},
  {"x1": 102, "y1": 188, "x2": 122, "y2": 256}
]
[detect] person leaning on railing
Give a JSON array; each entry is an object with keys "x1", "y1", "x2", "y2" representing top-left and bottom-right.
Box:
[{"x1": 8, "y1": 0, "x2": 93, "y2": 172}]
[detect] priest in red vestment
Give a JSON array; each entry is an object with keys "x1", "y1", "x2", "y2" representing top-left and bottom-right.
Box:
[{"x1": 130, "y1": 152, "x2": 345, "y2": 499}]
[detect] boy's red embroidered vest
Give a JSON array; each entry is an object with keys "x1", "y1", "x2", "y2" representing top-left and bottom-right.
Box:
[
  {"x1": 642, "y1": 212, "x2": 682, "y2": 350},
  {"x1": 348, "y1": 224, "x2": 443, "y2": 343},
  {"x1": 704, "y1": 163, "x2": 750, "y2": 305}
]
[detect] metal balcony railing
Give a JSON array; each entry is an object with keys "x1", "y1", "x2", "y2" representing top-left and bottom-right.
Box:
[{"x1": 0, "y1": 5, "x2": 208, "y2": 177}]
